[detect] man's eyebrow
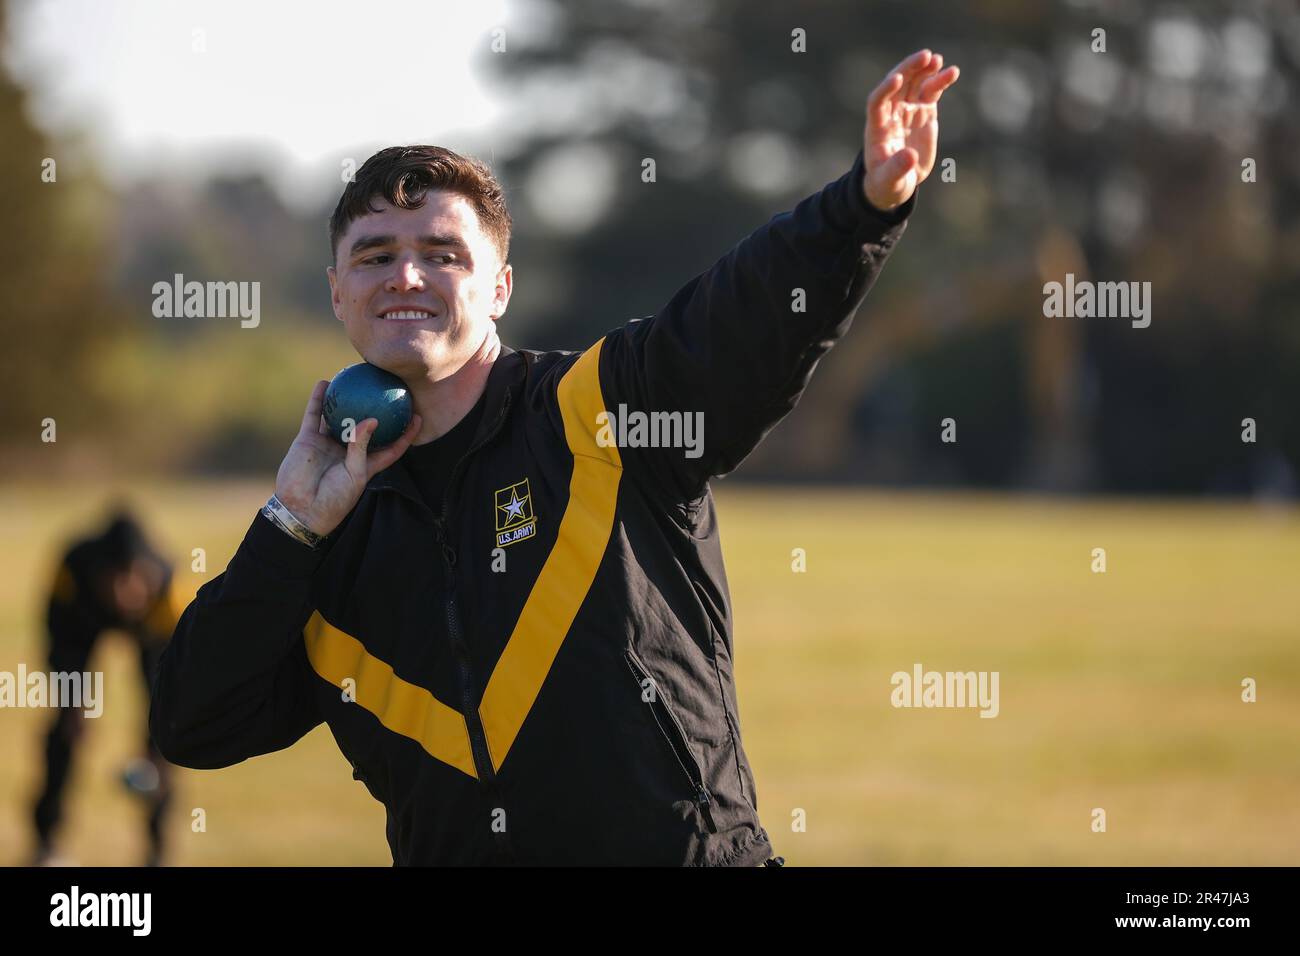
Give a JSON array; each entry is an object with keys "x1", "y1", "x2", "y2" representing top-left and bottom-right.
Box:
[{"x1": 348, "y1": 233, "x2": 471, "y2": 257}]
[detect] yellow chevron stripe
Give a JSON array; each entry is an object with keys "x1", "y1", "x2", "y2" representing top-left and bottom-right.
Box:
[
  {"x1": 479, "y1": 338, "x2": 623, "y2": 772},
  {"x1": 303, "y1": 611, "x2": 477, "y2": 779}
]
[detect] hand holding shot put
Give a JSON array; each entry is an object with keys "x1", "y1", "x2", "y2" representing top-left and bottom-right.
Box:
[{"x1": 273, "y1": 377, "x2": 422, "y2": 539}]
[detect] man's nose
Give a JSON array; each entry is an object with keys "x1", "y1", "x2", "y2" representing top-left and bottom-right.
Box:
[{"x1": 385, "y1": 258, "x2": 426, "y2": 291}]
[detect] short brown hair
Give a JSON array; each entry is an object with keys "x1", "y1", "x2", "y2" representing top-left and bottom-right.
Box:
[{"x1": 329, "y1": 145, "x2": 512, "y2": 266}]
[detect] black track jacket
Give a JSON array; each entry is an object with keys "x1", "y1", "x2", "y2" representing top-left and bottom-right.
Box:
[{"x1": 150, "y1": 150, "x2": 913, "y2": 865}]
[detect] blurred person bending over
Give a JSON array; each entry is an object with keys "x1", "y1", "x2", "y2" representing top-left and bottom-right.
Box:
[{"x1": 32, "y1": 508, "x2": 182, "y2": 866}]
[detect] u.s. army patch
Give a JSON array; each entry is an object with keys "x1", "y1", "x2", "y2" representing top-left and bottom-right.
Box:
[{"x1": 495, "y1": 478, "x2": 537, "y2": 547}]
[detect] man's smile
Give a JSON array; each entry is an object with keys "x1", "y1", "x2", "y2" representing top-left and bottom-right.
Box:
[{"x1": 377, "y1": 306, "x2": 439, "y2": 321}]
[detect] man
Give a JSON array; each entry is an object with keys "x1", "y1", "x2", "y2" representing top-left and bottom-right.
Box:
[
  {"x1": 34, "y1": 508, "x2": 181, "y2": 866},
  {"x1": 151, "y1": 49, "x2": 959, "y2": 865}
]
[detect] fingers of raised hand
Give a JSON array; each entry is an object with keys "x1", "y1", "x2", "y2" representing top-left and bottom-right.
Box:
[
  {"x1": 897, "y1": 53, "x2": 942, "y2": 107},
  {"x1": 887, "y1": 48, "x2": 932, "y2": 81},
  {"x1": 868, "y1": 71, "x2": 905, "y2": 129},
  {"x1": 918, "y1": 64, "x2": 960, "y2": 104},
  {"x1": 871, "y1": 50, "x2": 957, "y2": 132}
]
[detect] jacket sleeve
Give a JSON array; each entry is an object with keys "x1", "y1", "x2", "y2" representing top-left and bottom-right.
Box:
[
  {"x1": 595, "y1": 148, "x2": 914, "y2": 501},
  {"x1": 148, "y1": 512, "x2": 327, "y2": 770}
]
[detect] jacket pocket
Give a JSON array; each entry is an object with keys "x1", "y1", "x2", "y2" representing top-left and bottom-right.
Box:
[{"x1": 624, "y1": 647, "x2": 717, "y2": 833}]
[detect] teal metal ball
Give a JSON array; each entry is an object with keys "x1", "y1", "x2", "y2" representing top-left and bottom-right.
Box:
[{"x1": 321, "y1": 363, "x2": 413, "y2": 451}]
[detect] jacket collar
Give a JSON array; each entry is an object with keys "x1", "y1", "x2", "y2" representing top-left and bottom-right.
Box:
[{"x1": 366, "y1": 344, "x2": 528, "y2": 504}]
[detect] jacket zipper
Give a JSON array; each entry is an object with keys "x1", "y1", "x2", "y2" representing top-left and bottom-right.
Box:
[
  {"x1": 624, "y1": 648, "x2": 718, "y2": 833},
  {"x1": 434, "y1": 392, "x2": 517, "y2": 862}
]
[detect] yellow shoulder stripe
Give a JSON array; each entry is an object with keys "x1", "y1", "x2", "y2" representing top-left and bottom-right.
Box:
[{"x1": 479, "y1": 338, "x2": 622, "y2": 772}]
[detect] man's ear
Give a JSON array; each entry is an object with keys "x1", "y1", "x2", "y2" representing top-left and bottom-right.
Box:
[
  {"x1": 326, "y1": 264, "x2": 344, "y2": 322},
  {"x1": 492, "y1": 263, "x2": 513, "y2": 321}
]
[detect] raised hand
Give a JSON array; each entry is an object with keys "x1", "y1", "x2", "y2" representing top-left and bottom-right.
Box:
[{"x1": 864, "y1": 49, "x2": 960, "y2": 212}]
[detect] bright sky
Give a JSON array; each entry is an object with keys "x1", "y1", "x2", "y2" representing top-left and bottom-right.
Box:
[{"x1": 5, "y1": 0, "x2": 511, "y2": 209}]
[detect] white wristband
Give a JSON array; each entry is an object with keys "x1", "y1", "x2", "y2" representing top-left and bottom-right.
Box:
[{"x1": 261, "y1": 495, "x2": 326, "y2": 549}]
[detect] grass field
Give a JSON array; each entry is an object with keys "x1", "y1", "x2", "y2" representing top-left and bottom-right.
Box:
[{"x1": 1, "y1": 480, "x2": 1297, "y2": 865}]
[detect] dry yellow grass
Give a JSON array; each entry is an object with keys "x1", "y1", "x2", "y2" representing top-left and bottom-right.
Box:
[{"x1": 1, "y1": 481, "x2": 1297, "y2": 865}]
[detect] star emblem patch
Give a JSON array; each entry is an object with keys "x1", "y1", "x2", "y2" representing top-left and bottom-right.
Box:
[{"x1": 494, "y1": 478, "x2": 537, "y2": 547}]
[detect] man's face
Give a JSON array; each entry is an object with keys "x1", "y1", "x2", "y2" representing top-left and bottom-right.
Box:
[{"x1": 327, "y1": 190, "x2": 511, "y2": 382}]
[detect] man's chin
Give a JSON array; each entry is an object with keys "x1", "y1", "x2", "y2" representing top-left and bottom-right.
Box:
[{"x1": 360, "y1": 344, "x2": 453, "y2": 382}]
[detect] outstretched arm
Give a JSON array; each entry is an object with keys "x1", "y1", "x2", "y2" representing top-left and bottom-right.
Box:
[{"x1": 591, "y1": 49, "x2": 960, "y2": 502}]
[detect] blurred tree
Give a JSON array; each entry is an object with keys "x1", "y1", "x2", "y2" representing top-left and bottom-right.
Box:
[
  {"x1": 7, "y1": 0, "x2": 1295, "y2": 492},
  {"x1": 481, "y1": 0, "x2": 1300, "y2": 494},
  {"x1": 0, "y1": 0, "x2": 130, "y2": 472}
]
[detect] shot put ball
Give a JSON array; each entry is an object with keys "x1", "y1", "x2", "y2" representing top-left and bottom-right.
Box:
[{"x1": 321, "y1": 363, "x2": 414, "y2": 451}]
